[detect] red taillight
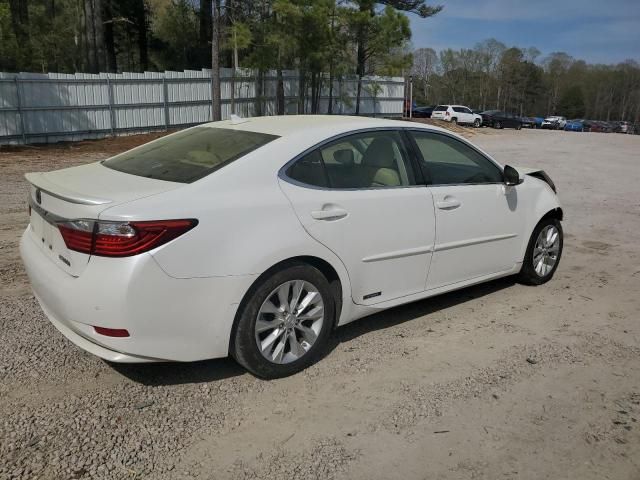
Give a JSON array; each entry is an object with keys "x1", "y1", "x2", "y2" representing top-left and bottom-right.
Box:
[
  {"x1": 94, "y1": 326, "x2": 130, "y2": 337},
  {"x1": 445, "y1": 111, "x2": 450, "y2": 116},
  {"x1": 58, "y1": 219, "x2": 197, "y2": 257}
]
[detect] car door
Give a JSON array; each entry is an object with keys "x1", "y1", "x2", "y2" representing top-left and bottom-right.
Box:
[
  {"x1": 279, "y1": 129, "x2": 435, "y2": 306},
  {"x1": 407, "y1": 129, "x2": 526, "y2": 290},
  {"x1": 462, "y1": 107, "x2": 474, "y2": 124}
]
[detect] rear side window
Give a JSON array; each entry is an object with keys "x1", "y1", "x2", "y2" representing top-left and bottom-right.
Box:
[
  {"x1": 410, "y1": 131, "x2": 503, "y2": 185},
  {"x1": 433, "y1": 105, "x2": 447, "y2": 111},
  {"x1": 103, "y1": 127, "x2": 278, "y2": 183},
  {"x1": 286, "y1": 130, "x2": 416, "y2": 189}
]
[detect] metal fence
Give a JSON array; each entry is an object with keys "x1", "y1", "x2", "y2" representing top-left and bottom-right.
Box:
[{"x1": 0, "y1": 69, "x2": 405, "y2": 145}]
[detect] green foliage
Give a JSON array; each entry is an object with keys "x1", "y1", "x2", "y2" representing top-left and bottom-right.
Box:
[
  {"x1": 558, "y1": 85, "x2": 585, "y2": 118},
  {"x1": 150, "y1": 0, "x2": 200, "y2": 71}
]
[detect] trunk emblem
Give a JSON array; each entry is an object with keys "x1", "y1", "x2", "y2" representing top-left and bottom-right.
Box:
[{"x1": 35, "y1": 188, "x2": 42, "y2": 204}]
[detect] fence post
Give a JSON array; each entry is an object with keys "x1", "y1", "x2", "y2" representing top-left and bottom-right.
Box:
[
  {"x1": 106, "y1": 77, "x2": 116, "y2": 136},
  {"x1": 14, "y1": 77, "x2": 27, "y2": 144},
  {"x1": 162, "y1": 76, "x2": 170, "y2": 129}
]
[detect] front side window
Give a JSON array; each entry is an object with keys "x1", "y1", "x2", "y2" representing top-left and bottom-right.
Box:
[
  {"x1": 286, "y1": 130, "x2": 416, "y2": 189},
  {"x1": 410, "y1": 131, "x2": 503, "y2": 185},
  {"x1": 104, "y1": 127, "x2": 279, "y2": 183}
]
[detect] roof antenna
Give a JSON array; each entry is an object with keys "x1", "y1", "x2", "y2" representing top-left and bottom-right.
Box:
[{"x1": 230, "y1": 114, "x2": 248, "y2": 125}]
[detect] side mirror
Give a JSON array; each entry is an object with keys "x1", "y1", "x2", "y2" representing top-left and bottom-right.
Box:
[{"x1": 503, "y1": 165, "x2": 522, "y2": 186}]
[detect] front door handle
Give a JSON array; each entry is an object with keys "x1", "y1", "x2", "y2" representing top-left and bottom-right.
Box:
[
  {"x1": 436, "y1": 197, "x2": 461, "y2": 210},
  {"x1": 311, "y1": 207, "x2": 348, "y2": 221}
]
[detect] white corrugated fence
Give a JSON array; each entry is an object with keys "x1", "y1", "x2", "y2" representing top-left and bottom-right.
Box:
[{"x1": 0, "y1": 69, "x2": 405, "y2": 145}]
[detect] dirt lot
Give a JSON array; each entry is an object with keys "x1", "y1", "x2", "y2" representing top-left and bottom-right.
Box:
[{"x1": 1, "y1": 127, "x2": 639, "y2": 480}]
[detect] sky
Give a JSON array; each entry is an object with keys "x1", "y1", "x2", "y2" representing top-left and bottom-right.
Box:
[{"x1": 409, "y1": 0, "x2": 640, "y2": 64}]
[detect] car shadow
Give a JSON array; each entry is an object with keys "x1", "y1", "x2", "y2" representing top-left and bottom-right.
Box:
[
  {"x1": 110, "y1": 276, "x2": 517, "y2": 386},
  {"x1": 324, "y1": 276, "x2": 517, "y2": 354}
]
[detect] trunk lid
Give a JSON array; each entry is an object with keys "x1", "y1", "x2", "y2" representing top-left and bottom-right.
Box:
[{"x1": 25, "y1": 162, "x2": 181, "y2": 277}]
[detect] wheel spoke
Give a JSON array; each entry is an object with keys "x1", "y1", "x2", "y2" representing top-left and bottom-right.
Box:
[
  {"x1": 295, "y1": 324, "x2": 317, "y2": 344},
  {"x1": 288, "y1": 331, "x2": 305, "y2": 358},
  {"x1": 271, "y1": 336, "x2": 287, "y2": 363},
  {"x1": 259, "y1": 299, "x2": 282, "y2": 315},
  {"x1": 289, "y1": 281, "x2": 304, "y2": 312},
  {"x1": 276, "y1": 283, "x2": 290, "y2": 311},
  {"x1": 296, "y1": 291, "x2": 319, "y2": 314},
  {"x1": 297, "y1": 304, "x2": 323, "y2": 321},
  {"x1": 256, "y1": 317, "x2": 281, "y2": 333},
  {"x1": 260, "y1": 328, "x2": 284, "y2": 353}
]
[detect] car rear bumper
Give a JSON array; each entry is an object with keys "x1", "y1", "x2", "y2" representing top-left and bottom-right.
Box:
[{"x1": 20, "y1": 229, "x2": 258, "y2": 362}]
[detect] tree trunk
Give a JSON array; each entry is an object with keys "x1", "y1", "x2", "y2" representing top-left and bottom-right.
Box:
[
  {"x1": 200, "y1": 0, "x2": 212, "y2": 68},
  {"x1": 210, "y1": 0, "x2": 221, "y2": 121},
  {"x1": 83, "y1": 0, "x2": 105, "y2": 73},
  {"x1": 8, "y1": 0, "x2": 29, "y2": 43},
  {"x1": 255, "y1": 69, "x2": 264, "y2": 116},
  {"x1": 298, "y1": 68, "x2": 306, "y2": 114},
  {"x1": 276, "y1": 67, "x2": 285, "y2": 115},
  {"x1": 310, "y1": 72, "x2": 317, "y2": 114},
  {"x1": 230, "y1": 26, "x2": 237, "y2": 115},
  {"x1": 135, "y1": 0, "x2": 148, "y2": 71},
  {"x1": 328, "y1": 69, "x2": 334, "y2": 115},
  {"x1": 103, "y1": 0, "x2": 117, "y2": 72}
]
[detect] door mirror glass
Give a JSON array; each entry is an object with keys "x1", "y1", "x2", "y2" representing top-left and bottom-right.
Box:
[{"x1": 503, "y1": 165, "x2": 521, "y2": 186}]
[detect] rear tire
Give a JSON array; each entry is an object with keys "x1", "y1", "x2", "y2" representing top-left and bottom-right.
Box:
[
  {"x1": 516, "y1": 123, "x2": 522, "y2": 130},
  {"x1": 451, "y1": 117, "x2": 458, "y2": 125},
  {"x1": 518, "y1": 218, "x2": 563, "y2": 285},
  {"x1": 231, "y1": 263, "x2": 335, "y2": 379}
]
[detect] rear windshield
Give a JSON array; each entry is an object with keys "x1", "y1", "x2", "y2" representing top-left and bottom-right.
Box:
[
  {"x1": 433, "y1": 105, "x2": 448, "y2": 111},
  {"x1": 103, "y1": 127, "x2": 279, "y2": 183}
]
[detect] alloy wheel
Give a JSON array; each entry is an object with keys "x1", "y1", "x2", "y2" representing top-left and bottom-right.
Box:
[
  {"x1": 533, "y1": 225, "x2": 560, "y2": 277},
  {"x1": 254, "y1": 280, "x2": 325, "y2": 364}
]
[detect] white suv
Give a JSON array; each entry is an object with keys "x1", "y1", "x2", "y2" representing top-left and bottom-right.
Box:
[{"x1": 432, "y1": 105, "x2": 482, "y2": 127}]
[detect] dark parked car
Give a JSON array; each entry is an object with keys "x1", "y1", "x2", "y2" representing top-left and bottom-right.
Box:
[
  {"x1": 411, "y1": 106, "x2": 434, "y2": 118},
  {"x1": 520, "y1": 117, "x2": 536, "y2": 128},
  {"x1": 480, "y1": 110, "x2": 522, "y2": 129}
]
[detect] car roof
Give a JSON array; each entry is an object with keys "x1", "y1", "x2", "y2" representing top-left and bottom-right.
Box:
[{"x1": 198, "y1": 114, "x2": 452, "y2": 138}]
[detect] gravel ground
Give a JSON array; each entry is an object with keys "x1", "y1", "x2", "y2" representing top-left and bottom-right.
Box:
[{"x1": 1, "y1": 127, "x2": 639, "y2": 479}]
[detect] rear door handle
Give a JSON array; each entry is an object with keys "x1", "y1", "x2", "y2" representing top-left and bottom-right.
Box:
[
  {"x1": 311, "y1": 207, "x2": 348, "y2": 221},
  {"x1": 436, "y1": 197, "x2": 461, "y2": 210}
]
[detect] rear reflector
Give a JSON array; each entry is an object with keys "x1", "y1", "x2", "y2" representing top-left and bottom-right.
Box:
[
  {"x1": 94, "y1": 326, "x2": 130, "y2": 337},
  {"x1": 58, "y1": 219, "x2": 197, "y2": 257}
]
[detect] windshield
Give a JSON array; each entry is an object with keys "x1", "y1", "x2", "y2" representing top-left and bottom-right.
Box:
[{"x1": 103, "y1": 127, "x2": 279, "y2": 183}]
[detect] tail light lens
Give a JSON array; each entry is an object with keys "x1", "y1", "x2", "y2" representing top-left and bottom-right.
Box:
[{"x1": 58, "y1": 219, "x2": 197, "y2": 257}]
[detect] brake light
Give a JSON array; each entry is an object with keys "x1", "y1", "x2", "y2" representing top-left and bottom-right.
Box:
[
  {"x1": 58, "y1": 219, "x2": 197, "y2": 257},
  {"x1": 445, "y1": 111, "x2": 450, "y2": 116}
]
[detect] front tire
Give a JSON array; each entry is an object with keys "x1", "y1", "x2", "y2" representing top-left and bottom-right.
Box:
[
  {"x1": 473, "y1": 119, "x2": 481, "y2": 128},
  {"x1": 494, "y1": 121, "x2": 502, "y2": 129},
  {"x1": 516, "y1": 123, "x2": 522, "y2": 130},
  {"x1": 518, "y1": 218, "x2": 563, "y2": 285},
  {"x1": 232, "y1": 263, "x2": 335, "y2": 379}
]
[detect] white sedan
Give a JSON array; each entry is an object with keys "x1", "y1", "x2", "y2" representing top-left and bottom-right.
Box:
[{"x1": 20, "y1": 115, "x2": 563, "y2": 378}]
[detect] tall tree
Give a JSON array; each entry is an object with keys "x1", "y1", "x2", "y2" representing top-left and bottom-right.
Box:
[
  {"x1": 352, "y1": 0, "x2": 441, "y2": 114},
  {"x1": 211, "y1": 0, "x2": 221, "y2": 120},
  {"x1": 84, "y1": 0, "x2": 106, "y2": 72}
]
